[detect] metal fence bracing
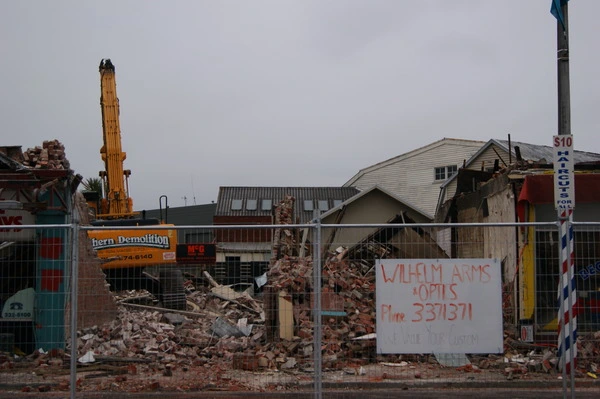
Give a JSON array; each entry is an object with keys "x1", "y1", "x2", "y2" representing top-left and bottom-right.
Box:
[{"x1": 1, "y1": 221, "x2": 598, "y2": 398}]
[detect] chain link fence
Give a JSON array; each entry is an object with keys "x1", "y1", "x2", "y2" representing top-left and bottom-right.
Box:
[{"x1": 1, "y1": 220, "x2": 599, "y2": 397}]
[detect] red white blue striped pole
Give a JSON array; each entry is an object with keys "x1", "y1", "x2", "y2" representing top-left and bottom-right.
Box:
[
  {"x1": 557, "y1": 208, "x2": 576, "y2": 374},
  {"x1": 551, "y1": 0, "x2": 575, "y2": 381}
]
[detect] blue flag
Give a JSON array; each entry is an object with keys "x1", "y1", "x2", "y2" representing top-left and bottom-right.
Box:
[{"x1": 551, "y1": 0, "x2": 569, "y2": 29}]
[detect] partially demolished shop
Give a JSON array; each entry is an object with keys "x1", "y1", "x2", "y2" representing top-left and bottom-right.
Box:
[
  {"x1": 0, "y1": 142, "x2": 78, "y2": 353},
  {"x1": 436, "y1": 158, "x2": 600, "y2": 342},
  {"x1": 0, "y1": 142, "x2": 116, "y2": 354}
]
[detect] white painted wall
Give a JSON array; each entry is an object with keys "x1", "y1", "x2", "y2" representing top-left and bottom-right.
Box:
[{"x1": 346, "y1": 139, "x2": 484, "y2": 218}]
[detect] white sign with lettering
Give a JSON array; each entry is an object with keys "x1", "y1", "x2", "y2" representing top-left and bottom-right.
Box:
[
  {"x1": 553, "y1": 134, "x2": 575, "y2": 210},
  {"x1": 0, "y1": 209, "x2": 35, "y2": 240},
  {"x1": 376, "y1": 259, "x2": 503, "y2": 354}
]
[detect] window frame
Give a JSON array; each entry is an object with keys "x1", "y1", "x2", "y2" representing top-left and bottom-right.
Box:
[
  {"x1": 261, "y1": 199, "x2": 272, "y2": 211},
  {"x1": 304, "y1": 199, "x2": 314, "y2": 211},
  {"x1": 434, "y1": 167, "x2": 447, "y2": 181},
  {"x1": 246, "y1": 199, "x2": 257, "y2": 211},
  {"x1": 434, "y1": 165, "x2": 458, "y2": 181},
  {"x1": 318, "y1": 200, "x2": 329, "y2": 211},
  {"x1": 231, "y1": 199, "x2": 243, "y2": 210}
]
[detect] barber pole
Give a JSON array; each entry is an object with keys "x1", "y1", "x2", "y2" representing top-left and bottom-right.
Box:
[
  {"x1": 553, "y1": 134, "x2": 576, "y2": 374},
  {"x1": 557, "y1": 208, "x2": 577, "y2": 373}
]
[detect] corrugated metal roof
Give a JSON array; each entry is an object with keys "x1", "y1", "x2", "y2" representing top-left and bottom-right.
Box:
[
  {"x1": 216, "y1": 186, "x2": 360, "y2": 223},
  {"x1": 495, "y1": 139, "x2": 600, "y2": 163},
  {"x1": 440, "y1": 138, "x2": 600, "y2": 190}
]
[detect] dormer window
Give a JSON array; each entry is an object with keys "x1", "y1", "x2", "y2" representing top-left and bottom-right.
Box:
[
  {"x1": 304, "y1": 200, "x2": 314, "y2": 211},
  {"x1": 318, "y1": 200, "x2": 329, "y2": 211},
  {"x1": 246, "y1": 199, "x2": 257, "y2": 210},
  {"x1": 231, "y1": 199, "x2": 242, "y2": 210},
  {"x1": 261, "y1": 199, "x2": 272, "y2": 211}
]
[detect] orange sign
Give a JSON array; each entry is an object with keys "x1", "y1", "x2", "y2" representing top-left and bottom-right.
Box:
[{"x1": 88, "y1": 228, "x2": 177, "y2": 269}]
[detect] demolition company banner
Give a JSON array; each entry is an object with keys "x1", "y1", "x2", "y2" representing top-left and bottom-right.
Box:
[{"x1": 376, "y1": 259, "x2": 503, "y2": 354}]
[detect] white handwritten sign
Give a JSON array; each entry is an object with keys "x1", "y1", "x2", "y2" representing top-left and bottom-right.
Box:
[{"x1": 376, "y1": 259, "x2": 503, "y2": 354}]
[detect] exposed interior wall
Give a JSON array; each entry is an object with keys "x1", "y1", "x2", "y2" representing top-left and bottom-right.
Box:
[
  {"x1": 483, "y1": 184, "x2": 518, "y2": 281},
  {"x1": 71, "y1": 192, "x2": 118, "y2": 329},
  {"x1": 454, "y1": 175, "x2": 518, "y2": 282}
]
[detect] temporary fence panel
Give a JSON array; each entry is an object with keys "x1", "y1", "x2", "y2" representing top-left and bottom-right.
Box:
[
  {"x1": 1, "y1": 221, "x2": 599, "y2": 398},
  {"x1": 0, "y1": 224, "x2": 72, "y2": 391}
]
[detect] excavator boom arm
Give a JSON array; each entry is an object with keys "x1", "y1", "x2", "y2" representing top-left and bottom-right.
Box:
[{"x1": 98, "y1": 59, "x2": 135, "y2": 219}]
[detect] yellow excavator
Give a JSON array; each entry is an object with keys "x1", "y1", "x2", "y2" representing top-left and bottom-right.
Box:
[
  {"x1": 96, "y1": 58, "x2": 135, "y2": 220},
  {"x1": 85, "y1": 59, "x2": 185, "y2": 310}
]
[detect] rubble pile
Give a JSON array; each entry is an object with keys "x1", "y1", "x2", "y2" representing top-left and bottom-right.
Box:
[
  {"x1": 67, "y1": 285, "x2": 318, "y2": 380},
  {"x1": 22, "y1": 139, "x2": 70, "y2": 170},
  {"x1": 267, "y1": 256, "x2": 312, "y2": 294},
  {"x1": 578, "y1": 331, "x2": 600, "y2": 373},
  {"x1": 265, "y1": 252, "x2": 378, "y2": 367},
  {"x1": 501, "y1": 331, "x2": 599, "y2": 378},
  {"x1": 1, "y1": 281, "x2": 599, "y2": 393},
  {"x1": 76, "y1": 306, "x2": 204, "y2": 362}
]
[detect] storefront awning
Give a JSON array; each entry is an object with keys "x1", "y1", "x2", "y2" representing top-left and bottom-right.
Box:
[{"x1": 517, "y1": 174, "x2": 600, "y2": 221}]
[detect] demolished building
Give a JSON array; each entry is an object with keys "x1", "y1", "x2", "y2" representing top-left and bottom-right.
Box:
[
  {"x1": 436, "y1": 144, "x2": 600, "y2": 343},
  {"x1": 0, "y1": 141, "x2": 117, "y2": 354}
]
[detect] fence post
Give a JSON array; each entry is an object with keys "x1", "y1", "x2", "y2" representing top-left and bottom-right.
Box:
[
  {"x1": 70, "y1": 210, "x2": 80, "y2": 399},
  {"x1": 313, "y1": 218, "x2": 322, "y2": 399}
]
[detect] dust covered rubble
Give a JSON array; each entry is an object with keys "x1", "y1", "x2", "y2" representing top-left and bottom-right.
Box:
[
  {"x1": 1, "y1": 278, "x2": 599, "y2": 393},
  {"x1": 73, "y1": 288, "x2": 269, "y2": 368}
]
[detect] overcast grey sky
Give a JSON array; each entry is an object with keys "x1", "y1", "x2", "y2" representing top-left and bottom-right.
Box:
[{"x1": 1, "y1": 1, "x2": 599, "y2": 211}]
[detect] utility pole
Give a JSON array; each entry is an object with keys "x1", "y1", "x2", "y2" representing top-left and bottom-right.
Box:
[{"x1": 557, "y1": 3, "x2": 570, "y2": 136}]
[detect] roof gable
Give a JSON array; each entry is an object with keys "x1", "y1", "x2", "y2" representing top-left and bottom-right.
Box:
[
  {"x1": 344, "y1": 138, "x2": 485, "y2": 186},
  {"x1": 319, "y1": 185, "x2": 432, "y2": 221}
]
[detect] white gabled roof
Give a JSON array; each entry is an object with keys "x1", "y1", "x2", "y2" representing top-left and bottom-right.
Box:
[{"x1": 344, "y1": 138, "x2": 485, "y2": 187}]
